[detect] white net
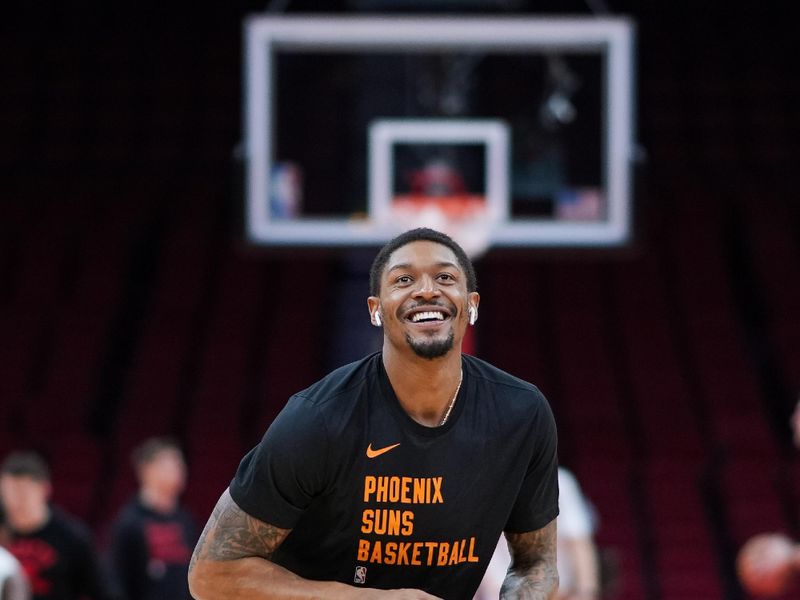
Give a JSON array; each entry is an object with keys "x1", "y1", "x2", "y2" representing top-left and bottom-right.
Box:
[{"x1": 388, "y1": 201, "x2": 492, "y2": 260}]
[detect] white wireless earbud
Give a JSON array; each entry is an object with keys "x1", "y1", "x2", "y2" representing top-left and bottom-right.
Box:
[
  {"x1": 468, "y1": 306, "x2": 477, "y2": 325},
  {"x1": 374, "y1": 312, "x2": 382, "y2": 327}
]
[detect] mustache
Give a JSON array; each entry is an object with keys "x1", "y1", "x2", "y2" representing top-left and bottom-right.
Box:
[{"x1": 405, "y1": 300, "x2": 453, "y2": 311}]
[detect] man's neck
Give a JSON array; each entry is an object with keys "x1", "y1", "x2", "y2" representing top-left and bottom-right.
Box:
[
  {"x1": 12, "y1": 506, "x2": 50, "y2": 535},
  {"x1": 140, "y1": 489, "x2": 178, "y2": 515},
  {"x1": 382, "y1": 346, "x2": 463, "y2": 427}
]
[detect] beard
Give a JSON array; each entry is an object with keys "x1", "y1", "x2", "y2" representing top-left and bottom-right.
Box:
[{"x1": 405, "y1": 330, "x2": 455, "y2": 360}]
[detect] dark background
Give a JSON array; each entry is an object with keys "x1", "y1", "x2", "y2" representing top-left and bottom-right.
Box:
[{"x1": 2, "y1": 2, "x2": 799, "y2": 599}]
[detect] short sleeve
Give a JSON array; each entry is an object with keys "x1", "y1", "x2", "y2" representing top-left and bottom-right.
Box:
[
  {"x1": 504, "y1": 397, "x2": 559, "y2": 533},
  {"x1": 229, "y1": 395, "x2": 330, "y2": 529}
]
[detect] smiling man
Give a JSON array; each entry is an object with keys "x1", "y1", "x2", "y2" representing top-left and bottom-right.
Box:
[{"x1": 188, "y1": 228, "x2": 559, "y2": 600}]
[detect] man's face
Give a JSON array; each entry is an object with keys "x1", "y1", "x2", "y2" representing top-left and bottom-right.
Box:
[
  {"x1": 139, "y1": 448, "x2": 187, "y2": 498},
  {"x1": 369, "y1": 240, "x2": 478, "y2": 360},
  {"x1": 792, "y1": 401, "x2": 800, "y2": 448},
  {"x1": 0, "y1": 475, "x2": 50, "y2": 529}
]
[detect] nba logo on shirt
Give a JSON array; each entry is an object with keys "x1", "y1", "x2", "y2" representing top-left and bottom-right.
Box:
[{"x1": 354, "y1": 565, "x2": 367, "y2": 584}]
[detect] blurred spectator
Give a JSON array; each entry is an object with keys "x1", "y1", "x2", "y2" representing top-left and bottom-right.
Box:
[
  {"x1": 791, "y1": 396, "x2": 800, "y2": 448},
  {"x1": 107, "y1": 437, "x2": 196, "y2": 600},
  {"x1": 474, "y1": 466, "x2": 600, "y2": 600},
  {"x1": 0, "y1": 451, "x2": 118, "y2": 600},
  {"x1": 0, "y1": 504, "x2": 31, "y2": 600}
]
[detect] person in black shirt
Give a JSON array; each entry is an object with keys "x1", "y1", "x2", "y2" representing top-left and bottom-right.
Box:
[
  {"x1": 0, "y1": 452, "x2": 118, "y2": 600},
  {"x1": 108, "y1": 437, "x2": 197, "y2": 600},
  {"x1": 189, "y1": 227, "x2": 559, "y2": 599}
]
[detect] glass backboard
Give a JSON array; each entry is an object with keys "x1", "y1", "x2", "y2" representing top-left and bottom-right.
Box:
[{"x1": 243, "y1": 15, "x2": 636, "y2": 248}]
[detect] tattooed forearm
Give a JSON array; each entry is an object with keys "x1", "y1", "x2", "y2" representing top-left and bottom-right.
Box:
[
  {"x1": 189, "y1": 489, "x2": 291, "y2": 572},
  {"x1": 500, "y1": 520, "x2": 559, "y2": 600}
]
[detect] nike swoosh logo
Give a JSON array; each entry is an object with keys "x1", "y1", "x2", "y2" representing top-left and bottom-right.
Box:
[{"x1": 366, "y1": 442, "x2": 401, "y2": 459}]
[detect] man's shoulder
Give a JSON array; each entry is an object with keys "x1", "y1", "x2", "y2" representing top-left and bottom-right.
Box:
[
  {"x1": 46, "y1": 508, "x2": 95, "y2": 547},
  {"x1": 109, "y1": 497, "x2": 146, "y2": 529},
  {"x1": 464, "y1": 355, "x2": 554, "y2": 431},
  {"x1": 264, "y1": 352, "x2": 380, "y2": 441},
  {"x1": 293, "y1": 352, "x2": 381, "y2": 409},
  {"x1": 464, "y1": 354, "x2": 546, "y2": 401}
]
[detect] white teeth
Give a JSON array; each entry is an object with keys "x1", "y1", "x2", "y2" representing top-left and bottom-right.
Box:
[{"x1": 411, "y1": 311, "x2": 445, "y2": 323}]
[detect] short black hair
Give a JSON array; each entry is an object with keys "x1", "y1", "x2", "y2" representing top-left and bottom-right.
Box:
[
  {"x1": 369, "y1": 227, "x2": 477, "y2": 296},
  {"x1": 0, "y1": 451, "x2": 51, "y2": 481},
  {"x1": 131, "y1": 436, "x2": 183, "y2": 469}
]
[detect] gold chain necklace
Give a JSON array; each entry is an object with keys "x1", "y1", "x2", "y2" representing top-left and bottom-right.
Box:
[{"x1": 439, "y1": 369, "x2": 463, "y2": 426}]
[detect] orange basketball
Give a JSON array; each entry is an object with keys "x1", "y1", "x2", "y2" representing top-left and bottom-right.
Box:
[{"x1": 736, "y1": 533, "x2": 798, "y2": 597}]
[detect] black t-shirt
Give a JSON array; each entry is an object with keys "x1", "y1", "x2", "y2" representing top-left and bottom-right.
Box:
[
  {"x1": 7, "y1": 508, "x2": 118, "y2": 600},
  {"x1": 230, "y1": 352, "x2": 559, "y2": 600},
  {"x1": 108, "y1": 497, "x2": 197, "y2": 600}
]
